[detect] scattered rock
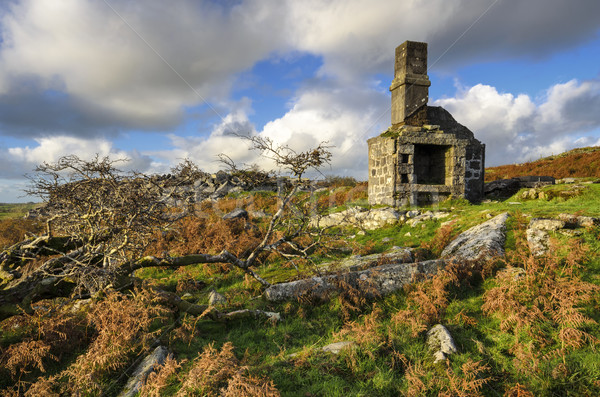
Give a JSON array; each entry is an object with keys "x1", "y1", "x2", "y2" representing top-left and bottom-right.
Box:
[
  {"x1": 265, "y1": 259, "x2": 445, "y2": 302},
  {"x1": 426, "y1": 324, "x2": 457, "y2": 364},
  {"x1": 70, "y1": 299, "x2": 92, "y2": 313},
  {"x1": 577, "y1": 216, "x2": 599, "y2": 228},
  {"x1": 322, "y1": 341, "x2": 356, "y2": 354},
  {"x1": 118, "y1": 346, "x2": 169, "y2": 397},
  {"x1": 528, "y1": 218, "x2": 565, "y2": 231},
  {"x1": 313, "y1": 207, "x2": 450, "y2": 230},
  {"x1": 441, "y1": 213, "x2": 509, "y2": 261},
  {"x1": 505, "y1": 266, "x2": 526, "y2": 281},
  {"x1": 406, "y1": 210, "x2": 420, "y2": 218},
  {"x1": 208, "y1": 290, "x2": 227, "y2": 306},
  {"x1": 559, "y1": 229, "x2": 583, "y2": 237},
  {"x1": 221, "y1": 309, "x2": 281, "y2": 323},
  {"x1": 181, "y1": 293, "x2": 194, "y2": 301},
  {"x1": 318, "y1": 247, "x2": 413, "y2": 272},
  {"x1": 526, "y1": 228, "x2": 549, "y2": 256},
  {"x1": 222, "y1": 208, "x2": 248, "y2": 220},
  {"x1": 526, "y1": 214, "x2": 597, "y2": 255},
  {"x1": 248, "y1": 210, "x2": 269, "y2": 218},
  {"x1": 484, "y1": 176, "x2": 554, "y2": 198}
]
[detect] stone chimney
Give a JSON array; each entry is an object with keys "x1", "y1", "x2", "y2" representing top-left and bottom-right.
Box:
[
  {"x1": 368, "y1": 41, "x2": 485, "y2": 206},
  {"x1": 390, "y1": 41, "x2": 431, "y2": 127}
]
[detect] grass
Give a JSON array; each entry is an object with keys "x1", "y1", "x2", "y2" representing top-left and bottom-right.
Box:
[
  {"x1": 2, "y1": 177, "x2": 600, "y2": 395},
  {"x1": 486, "y1": 146, "x2": 600, "y2": 181},
  {"x1": 0, "y1": 202, "x2": 40, "y2": 220}
]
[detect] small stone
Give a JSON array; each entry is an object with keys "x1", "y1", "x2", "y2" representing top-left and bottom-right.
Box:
[
  {"x1": 382, "y1": 237, "x2": 392, "y2": 242},
  {"x1": 208, "y1": 290, "x2": 227, "y2": 306},
  {"x1": 181, "y1": 293, "x2": 194, "y2": 301},
  {"x1": 357, "y1": 230, "x2": 366, "y2": 236},
  {"x1": 406, "y1": 210, "x2": 420, "y2": 218},
  {"x1": 404, "y1": 232, "x2": 412, "y2": 237},
  {"x1": 526, "y1": 228, "x2": 549, "y2": 256},
  {"x1": 249, "y1": 210, "x2": 268, "y2": 218},
  {"x1": 222, "y1": 208, "x2": 248, "y2": 220},
  {"x1": 118, "y1": 346, "x2": 169, "y2": 397},
  {"x1": 426, "y1": 324, "x2": 457, "y2": 364},
  {"x1": 538, "y1": 191, "x2": 547, "y2": 200},
  {"x1": 529, "y1": 218, "x2": 565, "y2": 231},
  {"x1": 578, "y1": 216, "x2": 599, "y2": 228}
]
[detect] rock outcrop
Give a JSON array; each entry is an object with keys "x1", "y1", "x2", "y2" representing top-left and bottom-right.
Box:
[
  {"x1": 264, "y1": 259, "x2": 445, "y2": 302},
  {"x1": 118, "y1": 346, "x2": 169, "y2": 397},
  {"x1": 441, "y1": 212, "x2": 509, "y2": 260},
  {"x1": 526, "y1": 214, "x2": 599, "y2": 256},
  {"x1": 267, "y1": 212, "x2": 512, "y2": 302},
  {"x1": 484, "y1": 176, "x2": 555, "y2": 198},
  {"x1": 426, "y1": 324, "x2": 457, "y2": 363},
  {"x1": 312, "y1": 207, "x2": 450, "y2": 231}
]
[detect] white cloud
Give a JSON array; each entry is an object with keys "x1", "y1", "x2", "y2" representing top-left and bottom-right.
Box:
[
  {"x1": 434, "y1": 79, "x2": 600, "y2": 166},
  {"x1": 151, "y1": 83, "x2": 390, "y2": 178},
  {"x1": 0, "y1": 0, "x2": 286, "y2": 134},
  {"x1": 283, "y1": 0, "x2": 600, "y2": 80},
  {"x1": 0, "y1": 135, "x2": 153, "y2": 194},
  {"x1": 1, "y1": 0, "x2": 599, "y2": 200},
  {"x1": 1, "y1": 0, "x2": 599, "y2": 137}
]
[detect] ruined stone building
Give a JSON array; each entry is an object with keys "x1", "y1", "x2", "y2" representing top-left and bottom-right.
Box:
[{"x1": 368, "y1": 41, "x2": 485, "y2": 206}]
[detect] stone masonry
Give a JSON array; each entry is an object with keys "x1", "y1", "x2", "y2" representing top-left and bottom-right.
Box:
[{"x1": 368, "y1": 41, "x2": 485, "y2": 206}]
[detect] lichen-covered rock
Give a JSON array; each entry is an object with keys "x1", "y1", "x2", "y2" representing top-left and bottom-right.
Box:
[
  {"x1": 526, "y1": 228, "x2": 550, "y2": 256},
  {"x1": 312, "y1": 207, "x2": 401, "y2": 230},
  {"x1": 264, "y1": 259, "x2": 445, "y2": 302},
  {"x1": 118, "y1": 346, "x2": 169, "y2": 397},
  {"x1": 222, "y1": 208, "x2": 248, "y2": 220},
  {"x1": 322, "y1": 341, "x2": 356, "y2": 354},
  {"x1": 528, "y1": 218, "x2": 565, "y2": 231},
  {"x1": 426, "y1": 324, "x2": 457, "y2": 364},
  {"x1": 318, "y1": 247, "x2": 413, "y2": 272},
  {"x1": 208, "y1": 289, "x2": 227, "y2": 306},
  {"x1": 441, "y1": 212, "x2": 509, "y2": 260}
]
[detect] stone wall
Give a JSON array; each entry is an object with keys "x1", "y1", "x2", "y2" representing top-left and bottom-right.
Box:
[{"x1": 368, "y1": 136, "x2": 397, "y2": 206}]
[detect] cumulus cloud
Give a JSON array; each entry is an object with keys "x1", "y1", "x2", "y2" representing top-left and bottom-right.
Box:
[
  {"x1": 1, "y1": 0, "x2": 599, "y2": 200},
  {"x1": 284, "y1": 0, "x2": 600, "y2": 80},
  {"x1": 434, "y1": 78, "x2": 600, "y2": 165},
  {"x1": 150, "y1": 81, "x2": 390, "y2": 178},
  {"x1": 0, "y1": 136, "x2": 155, "y2": 202},
  {"x1": 1, "y1": 0, "x2": 599, "y2": 139},
  {"x1": 0, "y1": 0, "x2": 286, "y2": 136}
]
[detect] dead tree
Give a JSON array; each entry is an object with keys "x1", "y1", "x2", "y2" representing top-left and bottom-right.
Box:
[{"x1": 0, "y1": 139, "x2": 334, "y2": 319}]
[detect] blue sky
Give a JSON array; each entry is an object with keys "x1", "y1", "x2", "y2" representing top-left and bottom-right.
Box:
[{"x1": 0, "y1": 0, "x2": 599, "y2": 202}]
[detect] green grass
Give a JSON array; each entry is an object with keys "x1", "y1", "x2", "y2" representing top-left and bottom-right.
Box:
[
  {"x1": 3, "y1": 182, "x2": 600, "y2": 396},
  {"x1": 0, "y1": 202, "x2": 40, "y2": 219}
]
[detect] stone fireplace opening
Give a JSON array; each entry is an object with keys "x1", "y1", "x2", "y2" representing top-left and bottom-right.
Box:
[{"x1": 414, "y1": 144, "x2": 451, "y2": 185}]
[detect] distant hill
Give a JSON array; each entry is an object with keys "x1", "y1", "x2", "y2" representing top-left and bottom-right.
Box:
[{"x1": 485, "y1": 146, "x2": 600, "y2": 181}]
